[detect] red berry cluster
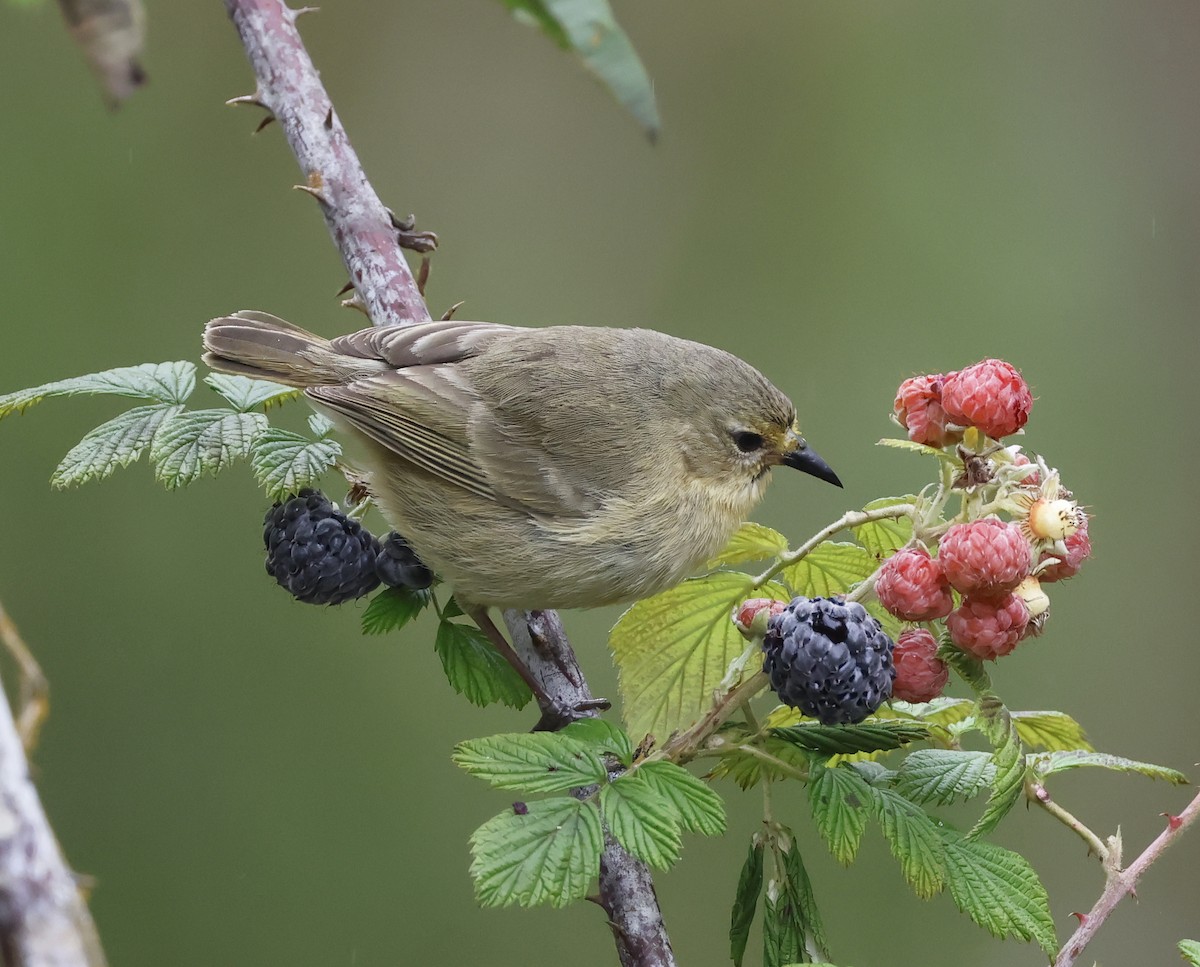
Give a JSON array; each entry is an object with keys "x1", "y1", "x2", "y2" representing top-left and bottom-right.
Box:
[
  {"x1": 895, "y1": 358, "x2": 1033, "y2": 445},
  {"x1": 880, "y1": 358, "x2": 1091, "y2": 701}
]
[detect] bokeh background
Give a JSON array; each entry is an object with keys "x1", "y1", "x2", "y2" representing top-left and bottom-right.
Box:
[{"x1": 1, "y1": 2, "x2": 1197, "y2": 965}]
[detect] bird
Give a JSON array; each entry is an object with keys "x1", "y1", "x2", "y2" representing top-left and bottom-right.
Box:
[{"x1": 202, "y1": 311, "x2": 841, "y2": 615}]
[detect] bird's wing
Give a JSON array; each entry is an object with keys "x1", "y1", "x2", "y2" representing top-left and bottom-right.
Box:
[
  {"x1": 329, "y1": 321, "x2": 517, "y2": 366},
  {"x1": 307, "y1": 365, "x2": 499, "y2": 502}
]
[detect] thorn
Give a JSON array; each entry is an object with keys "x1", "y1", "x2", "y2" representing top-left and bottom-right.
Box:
[
  {"x1": 225, "y1": 91, "x2": 265, "y2": 108},
  {"x1": 253, "y1": 114, "x2": 277, "y2": 135},
  {"x1": 286, "y1": 5, "x2": 320, "y2": 22},
  {"x1": 335, "y1": 279, "x2": 354, "y2": 298},
  {"x1": 1070, "y1": 912, "x2": 1087, "y2": 925},
  {"x1": 293, "y1": 184, "x2": 328, "y2": 204},
  {"x1": 341, "y1": 295, "x2": 370, "y2": 317},
  {"x1": 1129, "y1": 886, "x2": 1139, "y2": 901},
  {"x1": 293, "y1": 171, "x2": 328, "y2": 205},
  {"x1": 416, "y1": 256, "x2": 430, "y2": 296},
  {"x1": 440, "y1": 300, "x2": 465, "y2": 321},
  {"x1": 1162, "y1": 812, "x2": 1183, "y2": 831},
  {"x1": 324, "y1": 107, "x2": 334, "y2": 130}
]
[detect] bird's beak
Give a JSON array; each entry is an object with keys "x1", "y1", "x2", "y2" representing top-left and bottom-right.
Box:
[{"x1": 780, "y1": 429, "x2": 843, "y2": 488}]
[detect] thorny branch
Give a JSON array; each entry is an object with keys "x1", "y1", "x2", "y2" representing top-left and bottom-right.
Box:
[{"x1": 222, "y1": 3, "x2": 674, "y2": 964}]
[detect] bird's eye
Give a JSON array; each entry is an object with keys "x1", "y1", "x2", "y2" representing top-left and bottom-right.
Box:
[{"x1": 732, "y1": 431, "x2": 764, "y2": 453}]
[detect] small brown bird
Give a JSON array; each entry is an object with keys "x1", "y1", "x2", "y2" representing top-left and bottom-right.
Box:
[{"x1": 203, "y1": 311, "x2": 841, "y2": 612}]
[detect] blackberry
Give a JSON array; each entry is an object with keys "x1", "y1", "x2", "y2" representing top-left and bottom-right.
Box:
[
  {"x1": 375, "y1": 532, "x2": 434, "y2": 591},
  {"x1": 263, "y1": 490, "x2": 381, "y2": 605},
  {"x1": 762, "y1": 596, "x2": 894, "y2": 725}
]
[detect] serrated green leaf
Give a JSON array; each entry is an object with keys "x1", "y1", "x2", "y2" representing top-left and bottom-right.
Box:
[
  {"x1": 854, "y1": 497, "x2": 916, "y2": 558},
  {"x1": 730, "y1": 840, "x2": 763, "y2": 967},
  {"x1": 893, "y1": 750, "x2": 996, "y2": 806},
  {"x1": 636, "y1": 760, "x2": 725, "y2": 836},
  {"x1": 50, "y1": 403, "x2": 182, "y2": 488},
  {"x1": 764, "y1": 832, "x2": 829, "y2": 967},
  {"x1": 1029, "y1": 750, "x2": 1189, "y2": 785},
  {"x1": 877, "y1": 437, "x2": 958, "y2": 465},
  {"x1": 360, "y1": 587, "x2": 431, "y2": 635},
  {"x1": 939, "y1": 640, "x2": 993, "y2": 696},
  {"x1": 453, "y1": 732, "x2": 606, "y2": 792},
  {"x1": 250, "y1": 426, "x2": 341, "y2": 501},
  {"x1": 435, "y1": 621, "x2": 533, "y2": 710},
  {"x1": 308, "y1": 411, "x2": 335, "y2": 437},
  {"x1": 970, "y1": 698, "x2": 1024, "y2": 839},
  {"x1": 885, "y1": 697, "x2": 976, "y2": 727},
  {"x1": 808, "y1": 763, "x2": 871, "y2": 865},
  {"x1": 782, "y1": 541, "x2": 876, "y2": 598},
  {"x1": 869, "y1": 785, "x2": 946, "y2": 899},
  {"x1": 1011, "y1": 710, "x2": 1094, "y2": 752},
  {"x1": 612, "y1": 572, "x2": 779, "y2": 743},
  {"x1": 1179, "y1": 940, "x2": 1200, "y2": 966},
  {"x1": 469, "y1": 797, "x2": 603, "y2": 908},
  {"x1": 204, "y1": 373, "x2": 299, "y2": 412},
  {"x1": 709, "y1": 522, "x2": 789, "y2": 567},
  {"x1": 148, "y1": 408, "x2": 266, "y2": 488},
  {"x1": 940, "y1": 831, "x2": 1057, "y2": 956},
  {"x1": 771, "y1": 722, "x2": 930, "y2": 757},
  {"x1": 708, "y1": 736, "x2": 812, "y2": 791},
  {"x1": 600, "y1": 775, "x2": 681, "y2": 870},
  {"x1": 500, "y1": 0, "x2": 660, "y2": 138},
  {"x1": 0, "y1": 361, "x2": 195, "y2": 419},
  {"x1": 561, "y1": 718, "x2": 634, "y2": 766}
]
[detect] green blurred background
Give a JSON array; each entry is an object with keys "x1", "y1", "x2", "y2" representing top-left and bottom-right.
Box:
[{"x1": 1, "y1": 1, "x2": 1197, "y2": 964}]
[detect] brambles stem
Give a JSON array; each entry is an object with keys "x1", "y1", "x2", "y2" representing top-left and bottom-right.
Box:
[{"x1": 1055, "y1": 789, "x2": 1200, "y2": 967}]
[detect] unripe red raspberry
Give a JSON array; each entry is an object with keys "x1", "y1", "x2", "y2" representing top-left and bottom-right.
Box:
[
  {"x1": 1037, "y1": 518, "x2": 1092, "y2": 582},
  {"x1": 893, "y1": 373, "x2": 961, "y2": 448},
  {"x1": 938, "y1": 519, "x2": 1033, "y2": 595},
  {"x1": 875, "y1": 547, "x2": 953, "y2": 621},
  {"x1": 733, "y1": 598, "x2": 788, "y2": 639},
  {"x1": 946, "y1": 593, "x2": 1030, "y2": 660},
  {"x1": 892, "y1": 629, "x2": 949, "y2": 703},
  {"x1": 941, "y1": 359, "x2": 1033, "y2": 439},
  {"x1": 1011, "y1": 452, "x2": 1041, "y2": 486}
]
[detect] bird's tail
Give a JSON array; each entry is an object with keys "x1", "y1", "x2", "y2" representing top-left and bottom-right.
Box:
[{"x1": 202, "y1": 310, "x2": 381, "y2": 387}]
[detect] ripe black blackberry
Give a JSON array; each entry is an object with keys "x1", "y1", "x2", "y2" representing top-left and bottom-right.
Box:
[
  {"x1": 762, "y1": 596, "x2": 895, "y2": 725},
  {"x1": 263, "y1": 490, "x2": 381, "y2": 605},
  {"x1": 375, "y1": 532, "x2": 434, "y2": 591}
]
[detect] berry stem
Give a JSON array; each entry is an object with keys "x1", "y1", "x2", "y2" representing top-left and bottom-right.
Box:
[
  {"x1": 1054, "y1": 788, "x2": 1200, "y2": 967},
  {"x1": 753, "y1": 504, "x2": 918, "y2": 589},
  {"x1": 660, "y1": 671, "x2": 770, "y2": 763},
  {"x1": 1025, "y1": 778, "x2": 1110, "y2": 863}
]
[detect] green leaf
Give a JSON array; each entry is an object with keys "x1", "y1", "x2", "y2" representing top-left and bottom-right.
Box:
[
  {"x1": 885, "y1": 696, "x2": 976, "y2": 727},
  {"x1": 864, "y1": 600, "x2": 903, "y2": 641},
  {"x1": 50, "y1": 403, "x2": 182, "y2": 488},
  {"x1": 808, "y1": 763, "x2": 871, "y2": 865},
  {"x1": 709, "y1": 522, "x2": 789, "y2": 567},
  {"x1": 500, "y1": 0, "x2": 660, "y2": 139},
  {"x1": 877, "y1": 437, "x2": 958, "y2": 465},
  {"x1": 1029, "y1": 750, "x2": 1189, "y2": 785},
  {"x1": 970, "y1": 697, "x2": 1025, "y2": 839},
  {"x1": 1179, "y1": 940, "x2": 1200, "y2": 966},
  {"x1": 940, "y1": 831, "x2": 1057, "y2": 956},
  {"x1": 469, "y1": 797, "x2": 603, "y2": 908},
  {"x1": 600, "y1": 775, "x2": 681, "y2": 870},
  {"x1": 148, "y1": 408, "x2": 266, "y2": 488},
  {"x1": 893, "y1": 750, "x2": 996, "y2": 806},
  {"x1": 204, "y1": 373, "x2": 299, "y2": 411},
  {"x1": 854, "y1": 497, "x2": 916, "y2": 558},
  {"x1": 0, "y1": 361, "x2": 195, "y2": 419},
  {"x1": 611, "y1": 572, "x2": 777, "y2": 743},
  {"x1": 771, "y1": 721, "x2": 930, "y2": 757},
  {"x1": 708, "y1": 736, "x2": 812, "y2": 790},
  {"x1": 360, "y1": 587, "x2": 431, "y2": 636},
  {"x1": 938, "y1": 640, "x2": 994, "y2": 696},
  {"x1": 764, "y1": 831, "x2": 829, "y2": 967},
  {"x1": 635, "y1": 760, "x2": 726, "y2": 836},
  {"x1": 561, "y1": 718, "x2": 634, "y2": 766},
  {"x1": 869, "y1": 785, "x2": 946, "y2": 899},
  {"x1": 308, "y1": 412, "x2": 335, "y2": 437},
  {"x1": 729, "y1": 840, "x2": 763, "y2": 967},
  {"x1": 1011, "y1": 710, "x2": 1094, "y2": 752},
  {"x1": 453, "y1": 732, "x2": 606, "y2": 792},
  {"x1": 435, "y1": 621, "x2": 533, "y2": 710},
  {"x1": 250, "y1": 426, "x2": 342, "y2": 501},
  {"x1": 782, "y1": 541, "x2": 876, "y2": 598}
]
